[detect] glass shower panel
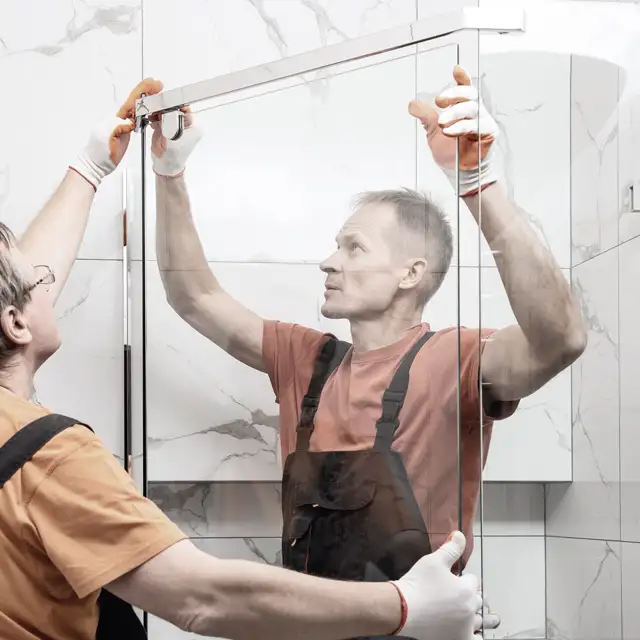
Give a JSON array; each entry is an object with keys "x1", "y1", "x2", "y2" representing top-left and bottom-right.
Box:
[{"x1": 131, "y1": 35, "x2": 481, "y2": 639}]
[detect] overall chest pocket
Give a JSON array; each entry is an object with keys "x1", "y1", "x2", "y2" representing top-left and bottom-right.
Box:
[{"x1": 283, "y1": 480, "x2": 376, "y2": 578}]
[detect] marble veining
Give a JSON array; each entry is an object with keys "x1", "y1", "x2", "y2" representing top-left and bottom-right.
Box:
[{"x1": 1, "y1": 3, "x2": 139, "y2": 57}]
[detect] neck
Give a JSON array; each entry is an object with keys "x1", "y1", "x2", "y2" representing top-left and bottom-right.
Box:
[
  {"x1": 0, "y1": 360, "x2": 36, "y2": 401},
  {"x1": 349, "y1": 308, "x2": 423, "y2": 353}
]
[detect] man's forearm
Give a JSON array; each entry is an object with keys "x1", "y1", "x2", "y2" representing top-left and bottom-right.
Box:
[
  {"x1": 187, "y1": 556, "x2": 400, "y2": 639},
  {"x1": 18, "y1": 170, "x2": 95, "y2": 303},
  {"x1": 465, "y1": 182, "x2": 586, "y2": 357},
  {"x1": 110, "y1": 541, "x2": 401, "y2": 640},
  {"x1": 155, "y1": 174, "x2": 220, "y2": 311}
]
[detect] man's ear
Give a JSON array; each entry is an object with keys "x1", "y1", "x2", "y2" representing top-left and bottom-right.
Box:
[
  {"x1": 0, "y1": 305, "x2": 31, "y2": 348},
  {"x1": 398, "y1": 258, "x2": 428, "y2": 292}
]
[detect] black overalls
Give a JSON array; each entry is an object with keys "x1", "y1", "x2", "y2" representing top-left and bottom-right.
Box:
[
  {"x1": 281, "y1": 331, "x2": 435, "y2": 637},
  {"x1": 0, "y1": 414, "x2": 147, "y2": 640}
]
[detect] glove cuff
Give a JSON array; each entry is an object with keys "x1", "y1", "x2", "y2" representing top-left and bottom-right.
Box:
[
  {"x1": 69, "y1": 153, "x2": 111, "y2": 191},
  {"x1": 388, "y1": 582, "x2": 408, "y2": 636},
  {"x1": 442, "y1": 149, "x2": 499, "y2": 197}
]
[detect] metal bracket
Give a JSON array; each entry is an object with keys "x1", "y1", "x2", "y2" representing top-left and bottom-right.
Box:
[
  {"x1": 631, "y1": 182, "x2": 640, "y2": 213},
  {"x1": 162, "y1": 111, "x2": 185, "y2": 141}
]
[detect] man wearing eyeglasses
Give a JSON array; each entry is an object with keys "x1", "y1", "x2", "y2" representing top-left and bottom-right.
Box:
[{"x1": 0, "y1": 81, "x2": 485, "y2": 640}]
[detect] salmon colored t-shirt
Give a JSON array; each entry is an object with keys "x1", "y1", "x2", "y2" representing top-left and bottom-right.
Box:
[
  {"x1": 263, "y1": 321, "x2": 519, "y2": 566},
  {"x1": 0, "y1": 387, "x2": 187, "y2": 640}
]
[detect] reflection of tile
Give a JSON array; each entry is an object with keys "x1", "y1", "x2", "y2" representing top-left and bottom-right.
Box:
[
  {"x1": 547, "y1": 249, "x2": 620, "y2": 540},
  {"x1": 135, "y1": 261, "x2": 347, "y2": 482},
  {"x1": 148, "y1": 482, "x2": 282, "y2": 538},
  {"x1": 465, "y1": 536, "x2": 546, "y2": 640},
  {"x1": 137, "y1": 52, "x2": 419, "y2": 264},
  {"x1": 474, "y1": 484, "x2": 544, "y2": 537},
  {"x1": 143, "y1": 0, "x2": 416, "y2": 89},
  {"x1": 546, "y1": 537, "x2": 622, "y2": 640},
  {"x1": 432, "y1": 267, "x2": 572, "y2": 482},
  {"x1": 35, "y1": 260, "x2": 124, "y2": 459},
  {"x1": 0, "y1": 0, "x2": 141, "y2": 261},
  {"x1": 147, "y1": 537, "x2": 281, "y2": 640},
  {"x1": 619, "y1": 237, "x2": 640, "y2": 541},
  {"x1": 571, "y1": 55, "x2": 619, "y2": 266},
  {"x1": 622, "y1": 542, "x2": 640, "y2": 640}
]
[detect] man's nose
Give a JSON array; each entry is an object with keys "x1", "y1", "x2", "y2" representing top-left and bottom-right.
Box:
[{"x1": 320, "y1": 252, "x2": 340, "y2": 274}]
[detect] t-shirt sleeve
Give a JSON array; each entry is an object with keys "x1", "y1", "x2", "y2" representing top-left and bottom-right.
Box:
[
  {"x1": 459, "y1": 327, "x2": 520, "y2": 424},
  {"x1": 26, "y1": 431, "x2": 187, "y2": 599},
  {"x1": 262, "y1": 319, "x2": 327, "y2": 402}
]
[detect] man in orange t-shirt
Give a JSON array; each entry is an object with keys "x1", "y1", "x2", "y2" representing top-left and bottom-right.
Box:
[
  {"x1": 154, "y1": 65, "x2": 586, "y2": 584},
  {"x1": 0, "y1": 80, "x2": 489, "y2": 640}
]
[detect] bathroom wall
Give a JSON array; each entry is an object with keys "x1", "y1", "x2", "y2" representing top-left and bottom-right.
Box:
[
  {"x1": 545, "y1": 3, "x2": 640, "y2": 638},
  {"x1": 0, "y1": 0, "x2": 141, "y2": 460},
  {"x1": 0, "y1": 1, "x2": 598, "y2": 639}
]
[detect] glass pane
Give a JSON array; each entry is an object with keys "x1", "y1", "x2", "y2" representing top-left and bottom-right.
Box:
[{"x1": 132, "y1": 36, "x2": 479, "y2": 636}]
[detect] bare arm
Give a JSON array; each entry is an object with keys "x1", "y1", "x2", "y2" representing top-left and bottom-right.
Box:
[
  {"x1": 466, "y1": 183, "x2": 587, "y2": 401},
  {"x1": 18, "y1": 170, "x2": 96, "y2": 303},
  {"x1": 156, "y1": 173, "x2": 265, "y2": 371},
  {"x1": 106, "y1": 539, "x2": 399, "y2": 640}
]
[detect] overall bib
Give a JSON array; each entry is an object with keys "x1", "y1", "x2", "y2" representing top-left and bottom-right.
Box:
[
  {"x1": 0, "y1": 414, "x2": 147, "y2": 640},
  {"x1": 281, "y1": 331, "x2": 434, "y2": 639}
]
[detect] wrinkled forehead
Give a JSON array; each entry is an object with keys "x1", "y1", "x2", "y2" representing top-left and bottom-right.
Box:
[{"x1": 337, "y1": 202, "x2": 398, "y2": 242}]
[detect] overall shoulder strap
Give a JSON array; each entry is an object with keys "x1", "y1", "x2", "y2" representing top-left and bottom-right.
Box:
[
  {"x1": 0, "y1": 414, "x2": 92, "y2": 488},
  {"x1": 296, "y1": 335, "x2": 351, "y2": 451},
  {"x1": 374, "y1": 330, "x2": 435, "y2": 451}
]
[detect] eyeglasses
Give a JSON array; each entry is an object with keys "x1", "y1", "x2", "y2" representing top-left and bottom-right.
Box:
[{"x1": 28, "y1": 265, "x2": 56, "y2": 292}]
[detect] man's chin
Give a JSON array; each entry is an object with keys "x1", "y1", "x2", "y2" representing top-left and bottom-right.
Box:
[{"x1": 320, "y1": 303, "x2": 347, "y2": 320}]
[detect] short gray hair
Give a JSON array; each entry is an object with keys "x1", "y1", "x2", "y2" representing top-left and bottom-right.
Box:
[
  {"x1": 0, "y1": 222, "x2": 31, "y2": 367},
  {"x1": 353, "y1": 188, "x2": 453, "y2": 302}
]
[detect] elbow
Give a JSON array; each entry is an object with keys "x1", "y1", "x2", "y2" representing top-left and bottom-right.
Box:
[{"x1": 559, "y1": 324, "x2": 588, "y2": 368}]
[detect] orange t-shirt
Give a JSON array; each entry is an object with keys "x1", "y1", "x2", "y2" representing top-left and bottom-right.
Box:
[
  {"x1": 263, "y1": 321, "x2": 519, "y2": 565},
  {"x1": 0, "y1": 387, "x2": 187, "y2": 640}
]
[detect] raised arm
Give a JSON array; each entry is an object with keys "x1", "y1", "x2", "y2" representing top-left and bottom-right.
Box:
[
  {"x1": 410, "y1": 66, "x2": 586, "y2": 403},
  {"x1": 107, "y1": 533, "x2": 480, "y2": 640},
  {"x1": 18, "y1": 117, "x2": 136, "y2": 303},
  {"x1": 152, "y1": 110, "x2": 265, "y2": 371}
]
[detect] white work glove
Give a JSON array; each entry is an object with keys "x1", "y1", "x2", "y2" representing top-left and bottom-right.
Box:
[
  {"x1": 69, "y1": 117, "x2": 135, "y2": 190},
  {"x1": 409, "y1": 65, "x2": 499, "y2": 197},
  {"x1": 392, "y1": 531, "x2": 483, "y2": 640},
  {"x1": 150, "y1": 107, "x2": 204, "y2": 177}
]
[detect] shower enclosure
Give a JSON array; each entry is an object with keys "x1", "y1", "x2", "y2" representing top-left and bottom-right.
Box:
[{"x1": 122, "y1": 2, "x2": 640, "y2": 638}]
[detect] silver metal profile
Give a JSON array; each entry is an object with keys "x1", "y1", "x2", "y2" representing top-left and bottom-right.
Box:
[{"x1": 135, "y1": 7, "x2": 524, "y2": 119}]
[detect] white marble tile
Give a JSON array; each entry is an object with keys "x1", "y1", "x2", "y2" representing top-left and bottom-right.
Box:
[
  {"x1": 465, "y1": 536, "x2": 546, "y2": 639},
  {"x1": 547, "y1": 248, "x2": 620, "y2": 540},
  {"x1": 571, "y1": 55, "x2": 620, "y2": 266},
  {"x1": 135, "y1": 261, "x2": 349, "y2": 482},
  {"x1": 148, "y1": 482, "x2": 282, "y2": 538},
  {"x1": 546, "y1": 537, "x2": 622, "y2": 640},
  {"x1": 474, "y1": 484, "x2": 544, "y2": 537},
  {"x1": 0, "y1": 0, "x2": 141, "y2": 261},
  {"x1": 619, "y1": 237, "x2": 640, "y2": 542},
  {"x1": 136, "y1": 50, "x2": 419, "y2": 265},
  {"x1": 481, "y1": 51, "x2": 571, "y2": 270},
  {"x1": 34, "y1": 259, "x2": 124, "y2": 460},
  {"x1": 143, "y1": 0, "x2": 417, "y2": 90},
  {"x1": 619, "y1": 89, "x2": 640, "y2": 245},
  {"x1": 431, "y1": 266, "x2": 573, "y2": 482},
  {"x1": 418, "y1": 0, "x2": 477, "y2": 19},
  {"x1": 137, "y1": 258, "x2": 570, "y2": 483},
  {"x1": 147, "y1": 537, "x2": 281, "y2": 640},
  {"x1": 622, "y1": 542, "x2": 640, "y2": 640}
]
